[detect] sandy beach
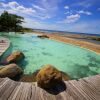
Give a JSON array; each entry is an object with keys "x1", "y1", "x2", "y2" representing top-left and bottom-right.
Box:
[{"x1": 32, "y1": 32, "x2": 100, "y2": 54}]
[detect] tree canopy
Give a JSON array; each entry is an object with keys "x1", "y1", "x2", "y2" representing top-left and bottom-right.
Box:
[{"x1": 0, "y1": 11, "x2": 24, "y2": 32}]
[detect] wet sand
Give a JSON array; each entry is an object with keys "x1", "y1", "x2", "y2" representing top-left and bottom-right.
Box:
[{"x1": 32, "y1": 32, "x2": 100, "y2": 54}]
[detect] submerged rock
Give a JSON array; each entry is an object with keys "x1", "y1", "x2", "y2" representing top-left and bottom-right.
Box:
[
  {"x1": 37, "y1": 35, "x2": 49, "y2": 39},
  {"x1": 36, "y1": 64, "x2": 62, "y2": 89},
  {"x1": 6, "y1": 51, "x2": 25, "y2": 63},
  {"x1": 0, "y1": 63, "x2": 23, "y2": 78}
]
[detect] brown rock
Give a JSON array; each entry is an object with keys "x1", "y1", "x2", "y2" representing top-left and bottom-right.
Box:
[
  {"x1": 36, "y1": 65, "x2": 62, "y2": 89},
  {"x1": 7, "y1": 51, "x2": 25, "y2": 63},
  {"x1": 37, "y1": 35, "x2": 49, "y2": 39},
  {"x1": 0, "y1": 63, "x2": 23, "y2": 78},
  {"x1": 61, "y1": 71, "x2": 70, "y2": 81}
]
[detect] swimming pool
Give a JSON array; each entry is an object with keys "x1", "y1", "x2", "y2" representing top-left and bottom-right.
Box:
[{"x1": 0, "y1": 32, "x2": 100, "y2": 79}]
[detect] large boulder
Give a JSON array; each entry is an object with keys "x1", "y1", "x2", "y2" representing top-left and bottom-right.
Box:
[
  {"x1": 0, "y1": 63, "x2": 23, "y2": 78},
  {"x1": 6, "y1": 51, "x2": 25, "y2": 63},
  {"x1": 36, "y1": 65, "x2": 62, "y2": 89}
]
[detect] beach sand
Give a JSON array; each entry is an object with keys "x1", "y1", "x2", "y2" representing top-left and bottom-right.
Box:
[{"x1": 32, "y1": 32, "x2": 100, "y2": 54}]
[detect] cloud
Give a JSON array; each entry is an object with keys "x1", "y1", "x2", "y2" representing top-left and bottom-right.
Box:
[
  {"x1": 32, "y1": 0, "x2": 62, "y2": 19},
  {"x1": 22, "y1": 18, "x2": 65, "y2": 30},
  {"x1": 64, "y1": 6, "x2": 69, "y2": 9},
  {"x1": 0, "y1": 1, "x2": 36, "y2": 15},
  {"x1": 0, "y1": 0, "x2": 60, "y2": 20},
  {"x1": 60, "y1": 14, "x2": 80, "y2": 24},
  {"x1": 65, "y1": 20, "x2": 100, "y2": 34},
  {"x1": 32, "y1": 4, "x2": 46, "y2": 11},
  {"x1": 0, "y1": 1, "x2": 19, "y2": 8},
  {"x1": 77, "y1": 1, "x2": 91, "y2": 8},
  {"x1": 78, "y1": 10, "x2": 92, "y2": 15},
  {"x1": 8, "y1": 1, "x2": 19, "y2": 7},
  {"x1": 16, "y1": 6, "x2": 35, "y2": 14},
  {"x1": 64, "y1": 11, "x2": 72, "y2": 14},
  {"x1": 23, "y1": 18, "x2": 100, "y2": 34},
  {"x1": 0, "y1": 0, "x2": 62, "y2": 20},
  {"x1": 73, "y1": 0, "x2": 100, "y2": 8},
  {"x1": 97, "y1": 8, "x2": 100, "y2": 11}
]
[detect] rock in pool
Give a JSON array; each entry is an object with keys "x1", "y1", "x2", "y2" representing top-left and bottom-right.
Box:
[
  {"x1": 0, "y1": 63, "x2": 23, "y2": 78},
  {"x1": 37, "y1": 35, "x2": 49, "y2": 39},
  {"x1": 6, "y1": 51, "x2": 25, "y2": 63},
  {"x1": 36, "y1": 64, "x2": 62, "y2": 89}
]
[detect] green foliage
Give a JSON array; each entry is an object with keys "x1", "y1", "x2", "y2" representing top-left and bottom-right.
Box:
[
  {"x1": 0, "y1": 11, "x2": 24, "y2": 32},
  {"x1": 21, "y1": 27, "x2": 34, "y2": 32}
]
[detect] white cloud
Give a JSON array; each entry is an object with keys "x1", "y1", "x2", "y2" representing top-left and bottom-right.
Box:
[
  {"x1": 97, "y1": 8, "x2": 100, "y2": 11},
  {"x1": 32, "y1": 0, "x2": 62, "y2": 19},
  {"x1": 22, "y1": 18, "x2": 64, "y2": 30},
  {"x1": 78, "y1": 10, "x2": 92, "y2": 15},
  {"x1": 64, "y1": 20, "x2": 100, "y2": 34},
  {"x1": 72, "y1": 0, "x2": 100, "y2": 8},
  {"x1": 32, "y1": 4, "x2": 46, "y2": 11},
  {"x1": 0, "y1": 0, "x2": 62, "y2": 20},
  {"x1": 0, "y1": 2, "x2": 8, "y2": 7},
  {"x1": 0, "y1": 1, "x2": 36, "y2": 15},
  {"x1": 23, "y1": 18, "x2": 100, "y2": 34},
  {"x1": 0, "y1": 1, "x2": 19, "y2": 8},
  {"x1": 64, "y1": 11, "x2": 70, "y2": 14},
  {"x1": 64, "y1": 10, "x2": 73, "y2": 15},
  {"x1": 64, "y1": 6, "x2": 69, "y2": 9},
  {"x1": 60, "y1": 14, "x2": 80, "y2": 24},
  {"x1": 16, "y1": 6, "x2": 35, "y2": 14},
  {"x1": 74, "y1": 0, "x2": 94, "y2": 8},
  {"x1": 8, "y1": 1, "x2": 19, "y2": 7}
]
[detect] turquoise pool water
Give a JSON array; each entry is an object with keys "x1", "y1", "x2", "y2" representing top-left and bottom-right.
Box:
[{"x1": 0, "y1": 32, "x2": 100, "y2": 79}]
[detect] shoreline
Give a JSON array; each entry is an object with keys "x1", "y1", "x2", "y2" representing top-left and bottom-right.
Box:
[{"x1": 32, "y1": 32, "x2": 100, "y2": 54}]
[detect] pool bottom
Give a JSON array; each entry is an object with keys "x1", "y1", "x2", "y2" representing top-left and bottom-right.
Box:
[{"x1": 0, "y1": 33, "x2": 100, "y2": 80}]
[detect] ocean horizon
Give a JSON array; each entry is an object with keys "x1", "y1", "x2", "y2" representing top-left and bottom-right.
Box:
[{"x1": 33, "y1": 29, "x2": 100, "y2": 36}]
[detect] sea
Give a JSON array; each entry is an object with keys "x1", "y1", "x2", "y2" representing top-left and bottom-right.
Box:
[{"x1": 33, "y1": 29, "x2": 100, "y2": 36}]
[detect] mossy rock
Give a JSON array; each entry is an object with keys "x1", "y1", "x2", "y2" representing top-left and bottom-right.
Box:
[
  {"x1": 7, "y1": 51, "x2": 25, "y2": 63},
  {"x1": 0, "y1": 63, "x2": 23, "y2": 78},
  {"x1": 36, "y1": 64, "x2": 62, "y2": 89}
]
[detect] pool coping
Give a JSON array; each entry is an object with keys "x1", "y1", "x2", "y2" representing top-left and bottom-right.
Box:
[{"x1": 0, "y1": 37, "x2": 10, "y2": 58}]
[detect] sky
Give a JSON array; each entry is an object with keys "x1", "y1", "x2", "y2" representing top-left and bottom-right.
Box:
[{"x1": 0, "y1": 0, "x2": 100, "y2": 34}]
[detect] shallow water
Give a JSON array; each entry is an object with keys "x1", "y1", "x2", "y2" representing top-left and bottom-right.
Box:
[{"x1": 0, "y1": 32, "x2": 100, "y2": 79}]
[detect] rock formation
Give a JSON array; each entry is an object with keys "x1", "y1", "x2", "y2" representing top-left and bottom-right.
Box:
[
  {"x1": 36, "y1": 64, "x2": 62, "y2": 89},
  {"x1": 37, "y1": 35, "x2": 49, "y2": 39},
  {"x1": 0, "y1": 63, "x2": 23, "y2": 78},
  {"x1": 6, "y1": 51, "x2": 25, "y2": 63}
]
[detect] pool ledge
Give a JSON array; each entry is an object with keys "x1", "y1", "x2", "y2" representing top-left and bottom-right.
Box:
[{"x1": 0, "y1": 37, "x2": 10, "y2": 57}]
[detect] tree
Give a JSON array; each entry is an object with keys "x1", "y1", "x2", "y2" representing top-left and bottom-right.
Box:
[{"x1": 0, "y1": 11, "x2": 24, "y2": 32}]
